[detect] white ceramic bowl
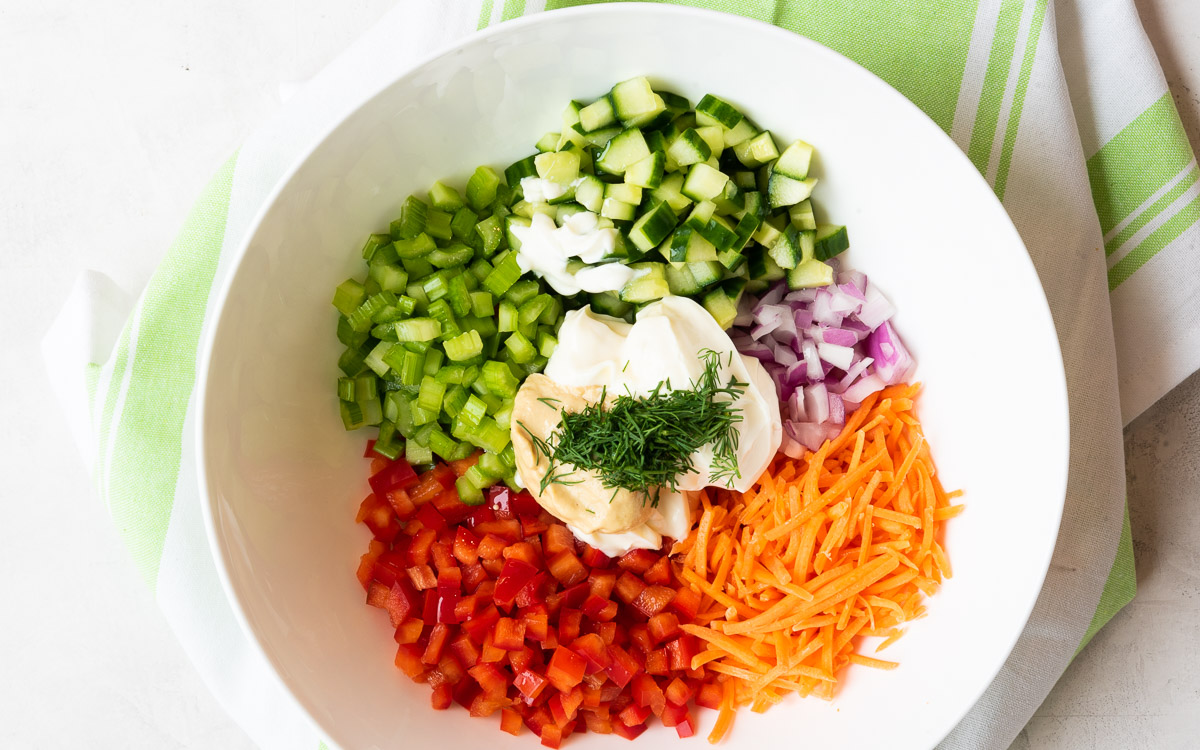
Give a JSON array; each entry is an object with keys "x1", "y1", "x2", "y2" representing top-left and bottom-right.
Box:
[{"x1": 198, "y1": 6, "x2": 1069, "y2": 749}]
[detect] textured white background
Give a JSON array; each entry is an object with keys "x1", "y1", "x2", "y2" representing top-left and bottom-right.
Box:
[{"x1": 1, "y1": 1, "x2": 1197, "y2": 748}]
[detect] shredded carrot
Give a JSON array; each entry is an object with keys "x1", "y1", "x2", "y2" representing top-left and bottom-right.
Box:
[{"x1": 678, "y1": 384, "x2": 960, "y2": 742}]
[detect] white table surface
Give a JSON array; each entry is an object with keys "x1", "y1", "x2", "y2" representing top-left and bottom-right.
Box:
[{"x1": 2, "y1": 1, "x2": 1197, "y2": 748}]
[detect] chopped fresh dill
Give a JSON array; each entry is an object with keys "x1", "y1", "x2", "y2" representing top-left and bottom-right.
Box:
[
  {"x1": 537, "y1": 396, "x2": 562, "y2": 409},
  {"x1": 622, "y1": 360, "x2": 630, "y2": 372},
  {"x1": 538, "y1": 350, "x2": 745, "y2": 506}
]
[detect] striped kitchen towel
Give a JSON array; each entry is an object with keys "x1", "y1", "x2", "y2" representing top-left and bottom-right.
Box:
[{"x1": 45, "y1": 0, "x2": 1191, "y2": 748}]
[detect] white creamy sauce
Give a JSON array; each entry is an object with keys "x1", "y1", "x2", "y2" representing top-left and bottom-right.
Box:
[
  {"x1": 543, "y1": 296, "x2": 783, "y2": 555},
  {"x1": 520, "y1": 177, "x2": 571, "y2": 204},
  {"x1": 509, "y1": 210, "x2": 635, "y2": 296}
]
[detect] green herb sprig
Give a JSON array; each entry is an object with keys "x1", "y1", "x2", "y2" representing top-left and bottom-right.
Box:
[{"x1": 532, "y1": 350, "x2": 745, "y2": 506}]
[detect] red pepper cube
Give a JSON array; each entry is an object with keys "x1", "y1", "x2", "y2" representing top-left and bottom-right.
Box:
[
  {"x1": 643, "y1": 555, "x2": 673, "y2": 585},
  {"x1": 394, "y1": 643, "x2": 427, "y2": 681},
  {"x1": 582, "y1": 709, "x2": 613, "y2": 734},
  {"x1": 631, "y1": 673, "x2": 667, "y2": 715},
  {"x1": 467, "y1": 662, "x2": 508, "y2": 699},
  {"x1": 539, "y1": 724, "x2": 563, "y2": 749},
  {"x1": 494, "y1": 558, "x2": 539, "y2": 609},
  {"x1": 493, "y1": 617, "x2": 527, "y2": 651},
  {"x1": 437, "y1": 566, "x2": 463, "y2": 593},
  {"x1": 428, "y1": 462, "x2": 456, "y2": 488},
  {"x1": 665, "y1": 677, "x2": 694, "y2": 706},
  {"x1": 452, "y1": 526, "x2": 481, "y2": 565},
  {"x1": 675, "y1": 714, "x2": 696, "y2": 739},
  {"x1": 384, "y1": 579, "x2": 421, "y2": 628},
  {"x1": 393, "y1": 619, "x2": 424, "y2": 645},
  {"x1": 501, "y1": 708, "x2": 524, "y2": 736},
  {"x1": 476, "y1": 533, "x2": 507, "y2": 561},
  {"x1": 670, "y1": 586, "x2": 703, "y2": 622},
  {"x1": 503, "y1": 541, "x2": 542, "y2": 567},
  {"x1": 487, "y1": 485, "x2": 516, "y2": 519},
  {"x1": 414, "y1": 502, "x2": 447, "y2": 533},
  {"x1": 356, "y1": 540, "x2": 385, "y2": 591},
  {"x1": 514, "y1": 668, "x2": 549, "y2": 702},
  {"x1": 433, "y1": 487, "x2": 472, "y2": 525},
  {"x1": 522, "y1": 515, "x2": 550, "y2": 537},
  {"x1": 631, "y1": 586, "x2": 676, "y2": 618},
  {"x1": 549, "y1": 685, "x2": 584, "y2": 726},
  {"x1": 578, "y1": 543, "x2": 612, "y2": 569},
  {"x1": 547, "y1": 646, "x2": 587, "y2": 692},
  {"x1": 436, "y1": 590, "x2": 462, "y2": 624},
  {"x1": 581, "y1": 594, "x2": 618, "y2": 622},
  {"x1": 474, "y1": 519, "x2": 524, "y2": 542},
  {"x1": 459, "y1": 562, "x2": 488, "y2": 593},
  {"x1": 616, "y1": 548, "x2": 657, "y2": 575},
  {"x1": 644, "y1": 648, "x2": 670, "y2": 675},
  {"x1": 547, "y1": 551, "x2": 588, "y2": 586},
  {"x1": 510, "y1": 644, "x2": 538, "y2": 674},
  {"x1": 406, "y1": 527, "x2": 438, "y2": 567},
  {"x1": 628, "y1": 624, "x2": 654, "y2": 654},
  {"x1": 409, "y1": 473, "x2": 444, "y2": 506},
  {"x1": 612, "y1": 721, "x2": 647, "y2": 741},
  {"x1": 587, "y1": 570, "x2": 617, "y2": 600},
  {"x1": 466, "y1": 505, "x2": 496, "y2": 529},
  {"x1": 430, "y1": 654, "x2": 466, "y2": 687},
  {"x1": 590, "y1": 621, "x2": 618, "y2": 645},
  {"x1": 430, "y1": 540, "x2": 457, "y2": 572},
  {"x1": 617, "y1": 701, "x2": 651, "y2": 727},
  {"x1": 570, "y1": 633, "x2": 612, "y2": 673},
  {"x1": 515, "y1": 572, "x2": 552, "y2": 609},
  {"x1": 614, "y1": 572, "x2": 647, "y2": 604},
  {"x1": 367, "y1": 458, "x2": 418, "y2": 497},
  {"x1": 647, "y1": 612, "x2": 681, "y2": 644},
  {"x1": 461, "y1": 602, "x2": 501, "y2": 643},
  {"x1": 695, "y1": 680, "x2": 723, "y2": 710},
  {"x1": 660, "y1": 701, "x2": 690, "y2": 728},
  {"x1": 665, "y1": 634, "x2": 700, "y2": 672},
  {"x1": 522, "y1": 612, "x2": 551, "y2": 643},
  {"x1": 604, "y1": 644, "x2": 642, "y2": 689},
  {"x1": 525, "y1": 705, "x2": 553, "y2": 735},
  {"x1": 385, "y1": 489, "x2": 417, "y2": 520},
  {"x1": 559, "y1": 581, "x2": 590, "y2": 609},
  {"x1": 558, "y1": 608, "x2": 583, "y2": 643},
  {"x1": 422, "y1": 623, "x2": 453, "y2": 664},
  {"x1": 542, "y1": 523, "x2": 575, "y2": 556},
  {"x1": 430, "y1": 683, "x2": 453, "y2": 710},
  {"x1": 480, "y1": 630, "x2": 506, "y2": 663},
  {"x1": 358, "y1": 494, "x2": 402, "y2": 543},
  {"x1": 468, "y1": 692, "x2": 506, "y2": 718},
  {"x1": 449, "y1": 633, "x2": 481, "y2": 667},
  {"x1": 406, "y1": 565, "x2": 438, "y2": 591}
]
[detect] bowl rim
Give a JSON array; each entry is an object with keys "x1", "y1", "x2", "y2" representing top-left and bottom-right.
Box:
[{"x1": 195, "y1": 4, "x2": 1071, "y2": 748}]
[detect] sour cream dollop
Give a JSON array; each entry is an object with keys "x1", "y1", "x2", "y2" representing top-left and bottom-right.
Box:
[
  {"x1": 509, "y1": 208, "x2": 636, "y2": 296},
  {"x1": 512, "y1": 295, "x2": 782, "y2": 556}
]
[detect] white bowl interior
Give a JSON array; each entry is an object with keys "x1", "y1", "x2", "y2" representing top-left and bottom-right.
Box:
[{"x1": 200, "y1": 7, "x2": 1068, "y2": 749}]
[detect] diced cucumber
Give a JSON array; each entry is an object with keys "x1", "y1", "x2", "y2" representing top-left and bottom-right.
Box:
[
  {"x1": 625, "y1": 151, "x2": 665, "y2": 189},
  {"x1": 697, "y1": 214, "x2": 737, "y2": 252},
  {"x1": 503, "y1": 215, "x2": 531, "y2": 252},
  {"x1": 574, "y1": 174, "x2": 605, "y2": 213},
  {"x1": 752, "y1": 214, "x2": 786, "y2": 248},
  {"x1": 610, "y1": 77, "x2": 662, "y2": 125},
  {"x1": 769, "y1": 225, "x2": 803, "y2": 270},
  {"x1": 787, "y1": 259, "x2": 834, "y2": 289},
  {"x1": 733, "y1": 131, "x2": 780, "y2": 167},
  {"x1": 605, "y1": 182, "x2": 642, "y2": 205},
  {"x1": 774, "y1": 139, "x2": 815, "y2": 180},
  {"x1": 649, "y1": 173, "x2": 693, "y2": 213},
  {"x1": 683, "y1": 201, "x2": 716, "y2": 233},
  {"x1": 589, "y1": 291, "x2": 632, "y2": 318},
  {"x1": 668, "y1": 226, "x2": 718, "y2": 263},
  {"x1": 723, "y1": 117, "x2": 757, "y2": 148},
  {"x1": 619, "y1": 262, "x2": 670, "y2": 303},
  {"x1": 767, "y1": 171, "x2": 818, "y2": 209},
  {"x1": 789, "y1": 199, "x2": 817, "y2": 230},
  {"x1": 712, "y1": 180, "x2": 744, "y2": 216},
  {"x1": 688, "y1": 260, "x2": 724, "y2": 288},
  {"x1": 701, "y1": 283, "x2": 740, "y2": 329},
  {"x1": 665, "y1": 128, "x2": 711, "y2": 169},
  {"x1": 628, "y1": 200, "x2": 677, "y2": 253},
  {"x1": 695, "y1": 126, "x2": 725, "y2": 158},
  {"x1": 595, "y1": 128, "x2": 651, "y2": 176},
  {"x1": 695, "y1": 94, "x2": 745, "y2": 129},
  {"x1": 681, "y1": 162, "x2": 729, "y2": 203},
  {"x1": 555, "y1": 202, "x2": 586, "y2": 225},
  {"x1": 600, "y1": 197, "x2": 637, "y2": 222},
  {"x1": 813, "y1": 224, "x2": 850, "y2": 260},
  {"x1": 579, "y1": 97, "x2": 617, "y2": 132},
  {"x1": 535, "y1": 132, "x2": 560, "y2": 152},
  {"x1": 535, "y1": 150, "x2": 580, "y2": 184}
]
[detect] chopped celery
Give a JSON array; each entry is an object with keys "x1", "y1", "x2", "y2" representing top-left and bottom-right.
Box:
[
  {"x1": 429, "y1": 181, "x2": 465, "y2": 212},
  {"x1": 424, "y1": 209, "x2": 453, "y2": 241},
  {"x1": 427, "y1": 427, "x2": 459, "y2": 460},
  {"x1": 498, "y1": 300, "x2": 519, "y2": 333},
  {"x1": 464, "y1": 464, "x2": 498, "y2": 491},
  {"x1": 426, "y1": 298, "x2": 461, "y2": 339},
  {"x1": 460, "y1": 394, "x2": 488, "y2": 427},
  {"x1": 332, "y1": 279, "x2": 366, "y2": 317},
  {"x1": 429, "y1": 245, "x2": 473, "y2": 269},
  {"x1": 405, "y1": 437, "x2": 432, "y2": 465},
  {"x1": 361, "y1": 233, "x2": 392, "y2": 261},
  {"x1": 518, "y1": 293, "x2": 553, "y2": 325},
  {"x1": 504, "y1": 331, "x2": 536, "y2": 363},
  {"x1": 537, "y1": 331, "x2": 558, "y2": 358},
  {"x1": 483, "y1": 253, "x2": 523, "y2": 296},
  {"x1": 466, "y1": 166, "x2": 502, "y2": 211},
  {"x1": 475, "y1": 215, "x2": 503, "y2": 256},
  {"x1": 423, "y1": 348, "x2": 444, "y2": 376},
  {"x1": 392, "y1": 196, "x2": 427, "y2": 239},
  {"x1": 417, "y1": 376, "x2": 447, "y2": 414},
  {"x1": 504, "y1": 279, "x2": 540, "y2": 306},
  {"x1": 481, "y1": 360, "x2": 520, "y2": 398},
  {"x1": 444, "y1": 330, "x2": 484, "y2": 361},
  {"x1": 477, "y1": 452, "x2": 508, "y2": 480},
  {"x1": 337, "y1": 377, "x2": 355, "y2": 402},
  {"x1": 446, "y1": 274, "x2": 472, "y2": 317},
  {"x1": 470, "y1": 291, "x2": 494, "y2": 318},
  {"x1": 392, "y1": 318, "x2": 441, "y2": 342},
  {"x1": 443, "y1": 385, "x2": 469, "y2": 418},
  {"x1": 450, "y1": 207, "x2": 478, "y2": 240}
]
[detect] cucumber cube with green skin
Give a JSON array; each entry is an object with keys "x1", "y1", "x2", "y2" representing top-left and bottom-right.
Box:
[
  {"x1": 681, "y1": 163, "x2": 730, "y2": 203},
  {"x1": 574, "y1": 175, "x2": 605, "y2": 213},
  {"x1": 813, "y1": 224, "x2": 850, "y2": 260},
  {"x1": 644, "y1": 129, "x2": 667, "y2": 155},
  {"x1": 579, "y1": 97, "x2": 617, "y2": 132},
  {"x1": 670, "y1": 225, "x2": 718, "y2": 263},
  {"x1": 767, "y1": 170, "x2": 818, "y2": 208},
  {"x1": 733, "y1": 131, "x2": 780, "y2": 167},
  {"x1": 665, "y1": 128, "x2": 712, "y2": 169},
  {"x1": 595, "y1": 128, "x2": 651, "y2": 176},
  {"x1": 683, "y1": 201, "x2": 716, "y2": 234},
  {"x1": 752, "y1": 214, "x2": 786, "y2": 247},
  {"x1": 712, "y1": 180, "x2": 744, "y2": 215},
  {"x1": 535, "y1": 150, "x2": 580, "y2": 184},
  {"x1": 604, "y1": 182, "x2": 642, "y2": 205},
  {"x1": 609, "y1": 76, "x2": 661, "y2": 124},
  {"x1": 769, "y1": 225, "x2": 803, "y2": 270},
  {"x1": 534, "y1": 132, "x2": 560, "y2": 152},
  {"x1": 722, "y1": 117, "x2": 758, "y2": 148},
  {"x1": 665, "y1": 262, "x2": 700, "y2": 296},
  {"x1": 702, "y1": 285, "x2": 740, "y2": 329},
  {"x1": 695, "y1": 126, "x2": 725, "y2": 158},
  {"x1": 628, "y1": 200, "x2": 678, "y2": 253},
  {"x1": 589, "y1": 291, "x2": 632, "y2": 318},
  {"x1": 773, "y1": 140, "x2": 815, "y2": 180},
  {"x1": 600, "y1": 197, "x2": 637, "y2": 222},
  {"x1": 618, "y1": 262, "x2": 670, "y2": 303},
  {"x1": 687, "y1": 260, "x2": 725, "y2": 289},
  {"x1": 787, "y1": 259, "x2": 834, "y2": 289},
  {"x1": 789, "y1": 199, "x2": 817, "y2": 230},
  {"x1": 698, "y1": 214, "x2": 737, "y2": 252},
  {"x1": 695, "y1": 94, "x2": 745, "y2": 129},
  {"x1": 649, "y1": 173, "x2": 693, "y2": 213},
  {"x1": 625, "y1": 151, "x2": 665, "y2": 189},
  {"x1": 504, "y1": 154, "x2": 538, "y2": 186}
]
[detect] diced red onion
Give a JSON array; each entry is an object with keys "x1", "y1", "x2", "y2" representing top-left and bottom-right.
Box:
[
  {"x1": 804, "y1": 382, "x2": 829, "y2": 424},
  {"x1": 857, "y1": 283, "x2": 896, "y2": 329},
  {"x1": 817, "y1": 341, "x2": 854, "y2": 370},
  {"x1": 801, "y1": 339, "x2": 822, "y2": 381},
  {"x1": 828, "y1": 392, "x2": 845, "y2": 425},
  {"x1": 784, "y1": 289, "x2": 817, "y2": 305},
  {"x1": 836, "y1": 356, "x2": 874, "y2": 392},
  {"x1": 843, "y1": 372, "x2": 886, "y2": 404},
  {"x1": 772, "y1": 344, "x2": 798, "y2": 368},
  {"x1": 822, "y1": 328, "x2": 858, "y2": 347},
  {"x1": 757, "y1": 283, "x2": 786, "y2": 309},
  {"x1": 787, "y1": 389, "x2": 807, "y2": 422},
  {"x1": 793, "y1": 308, "x2": 814, "y2": 329},
  {"x1": 866, "y1": 320, "x2": 913, "y2": 385}
]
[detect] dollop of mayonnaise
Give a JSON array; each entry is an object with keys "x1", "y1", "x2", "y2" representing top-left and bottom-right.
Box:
[
  {"x1": 509, "y1": 210, "x2": 636, "y2": 297},
  {"x1": 514, "y1": 295, "x2": 781, "y2": 556}
]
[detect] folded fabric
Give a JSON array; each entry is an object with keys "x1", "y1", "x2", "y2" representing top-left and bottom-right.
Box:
[{"x1": 45, "y1": 1, "x2": 1193, "y2": 748}]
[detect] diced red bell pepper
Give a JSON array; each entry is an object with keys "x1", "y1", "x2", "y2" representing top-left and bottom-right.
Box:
[
  {"x1": 367, "y1": 458, "x2": 419, "y2": 497},
  {"x1": 549, "y1": 685, "x2": 584, "y2": 726},
  {"x1": 522, "y1": 611, "x2": 551, "y2": 642},
  {"x1": 460, "y1": 562, "x2": 488, "y2": 593},
  {"x1": 582, "y1": 594, "x2": 618, "y2": 622},
  {"x1": 406, "y1": 564, "x2": 438, "y2": 591},
  {"x1": 542, "y1": 524, "x2": 575, "y2": 556},
  {"x1": 514, "y1": 668, "x2": 549, "y2": 702},
  {"x1": 643, "y1": 555, "x2": 673, "y2": 585},
  {"x1": 371, "y1": 553, "x2": 404, "y2": 588},
  {"x1": 430, "y1": 653, "x2": 465, "y2": 687},
  {"x1": 474, "y1": 519, "x2": 523, "y2": 542},
  {"x1": 590, "y1": 620, "x2": 618, "y2": 645},
  {"x1": 604, "y1": 644, "x2": 642, "y2": 689},
  {"x1": 503, "y1": 541, "x2": 542, "y2": 567},
  {"x1": 501, "y1": 708, "x2": 524, "y2": 736},
  {"x1": 614, "y1": 572, "x2": 647, "y2": 604},
  {"x1": 467, "y1": 661, "x2": 508, "y2": 699},
  {"x1": 581, "y1": 682, "x2": 604, "y2": 708},
  {"x1": 449, "y1": 633, "x2": 481, "y2": 667},
  {"x1": 480, "y1": 630, "x2": 505, "y2": 663},
  {"x1": 522, "y1": 515, "x2": 550, "y2": 537},
  {"x1": 695, "y1": 680, "x2": 723, "y2": 710},
  {"x1": 385, "y1": 579, "x2": 421, "y2": 628},
  {"x1": 579, "y1": 543, "x2": 612, "y2": 569},
  {"x1": 358, "y1": 494, "x2": 402, "y2": 543},
  {"x1": 547, "y1": 646, "x2": 587, "y2": 692},
  {"x1": 665, "y1": 677, "x2": 694, "y2": 706},
  {"x1": 647, "y1": 612, "x2": 681, "y2": 644},
  {"x1": 494, "y1": 558, "x2": 539, "y2": 609},
  {"x1": 409, "y1": 473, "x2": 445, "y2": 506},
  {"x1": 660, "y1": 701, "x2": 690, "y2": 728},
  {"x1": 631, "y1": 673, "x2": 667, "y2": 715},
  {"x1": 406, "y1": 527, "x2": 437, "y2": 566},
  {"x1": 428, "y1": 462, "x2": 456, "y2": 489},
  {"x1": 430, "y1": 540, "x2": 457, "y2": 572},
  {"x1": 515, "y1": 572, "x2": 552, "y2": 608},
  {"x1": 510, "y1": 644, "x2": 538, "y2": 674},
  {"x1": 525, "y1": 705, "x2": 554, "y2": 735},
  {"x1": 674, "y1": 714, "x2": 696, "y2": 739},
  {"x1": 618, "y1": 701, "x2": 651, "y2": 727},
  {"x1": 394, "y1": 643, "x2": 427, "y2": 681},
  {"x1": 670, "y1": 586, "x2": 703, "y2": 621},
  {"x1": 465, "y1": 505, "x2": 496, "y2": 529},
  {"x1": 570, "y1": 633, "x2": 612, "y2": 673},
  {"x1": 631, "y1": 585, "x2": 676, "y2": 618},
  {"x1": 364, "y1": 439, "x2": 381, "y2": 459},
  {"x1": 385, "y1": 489, "x2": 417, "y2": 520},
  {"x1": 539, "y1": 724, "x2": 563, "y2": 749},
  {"x1": 547, "y1": 551, "x2": 588, "y2": 586},
  {"x1": 449, "y1": 452, "x2": 481, "y2": 477},
  {"x1": 366, "y1": 581, "x2": 389, "y2": 610},
  {"x1": 469, "y1": 691, "x2": 508, "y2": 718},
  {"x1": 493, "y1": 617, "x2": 527, "y2": 651},
  {"x1": 587, "y1": 570, "x2": 617, "y2": 600},
  {"x1": 461, "y1": 602, "x2": 501, "y2": 643},
  {"x1": 393, "y1": 619, "x2": 423, "y2": 645},
  {"x1": 356, "y1": 539, "x2": 385, "y2": 590},
  {"x1": 559, "y1": 581, "x2": 590, "y2": 609},
  {"x1": 433, "y1": 487, "x2": 473, "y2": 525},
  {"x1": 616, "y1": 548, "x2": 657, "y2": 575},
  {"x1": 454, "y1": 594, "x2": 480, "y2": 621},
  {"x1": 644, "y1": 648, "x2": 670, "y2": 675},
  {"x1": 430, "y1": 683, "x2": 453, "y2": 710},
  {"x1": 413, "y1": 501, "x2": 447, "y2": 533},
  {"x1": 436, "y1": 590, "x2": 461, "y2": 624},
  {"x1": 628, "y1": 624, "x2": 654, "y2": 654},
  {"x1": 582, "y1": 709, "x2": 613, "y2": 734},
  {"x1": 666, "y1": 634, "x2": 700, "y2": 672},
  {"x1": 450, "y1": 526, "x2": 480, "y2": 565},
  {"x1": 489, "y1": 486, "x2": 543, "y2": 519},
  {"x1": 612, "y1": 720, "x2": 647, "y2": 741},
  {"x1": 437, "y1": 566, "x2": 462, "y2": 593},
  {"x1": 422, "y1": 623, "x2": 453, "y2": 664}
]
